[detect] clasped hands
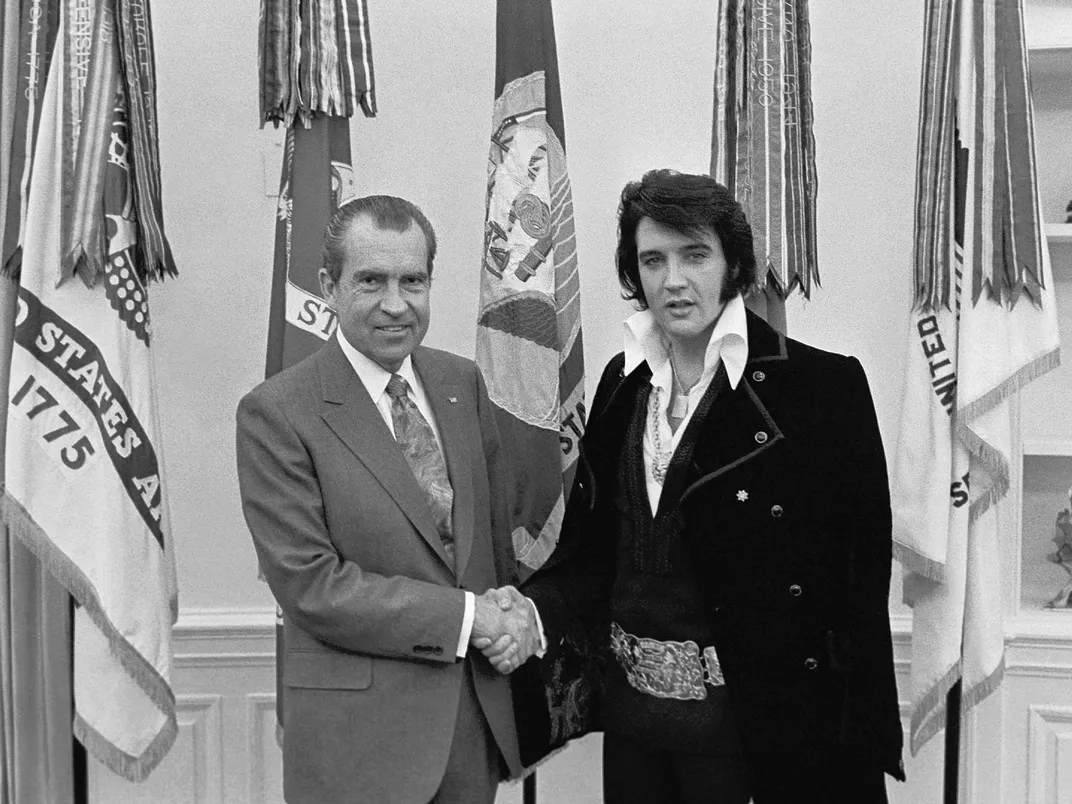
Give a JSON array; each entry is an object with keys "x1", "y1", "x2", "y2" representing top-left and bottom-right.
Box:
[{"x1": 470, "y1": 586, "x2": 540, "y2": 675}]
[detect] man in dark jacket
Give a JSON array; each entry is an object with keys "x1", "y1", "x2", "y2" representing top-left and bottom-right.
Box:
[{"x1": 487, "y1": 170, "x2": 904, "y2": 803}]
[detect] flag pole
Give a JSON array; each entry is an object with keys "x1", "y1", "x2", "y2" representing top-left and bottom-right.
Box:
[
  {"x1": 943, "y1": 681, "x2": 961, "y2": 804},
  {"x1": 524, "y1": 774, "x2": 536, "y2": 804}
]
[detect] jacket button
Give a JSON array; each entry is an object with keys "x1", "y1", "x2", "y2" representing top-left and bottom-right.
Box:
[
  {"x1": 770, "y1": 504, "x2": 784, "y2": 518},
  {"x1": 789, "y1": 584, "x2": 802, "y2": 597},
  {"x1": 754, "y1": 431, "x2": 768, "y2": 444},
  {"x1": 804, "y1": 657, "x2": 818, "y2": 670},
  {"x1": 752, "y1": 370, "x2": 766, "y2": 382}
]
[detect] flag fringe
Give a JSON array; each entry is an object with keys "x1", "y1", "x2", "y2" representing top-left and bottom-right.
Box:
[
  {"x1": 909, "y1": 658, "x2": 962, "y2": 755},
  {"x1": 956, "y1": 346, "x2": 1061, "y2": 426},
  {"x1": 0, "y1": 490, "x2": 178, "y2": 778},
  {"x1": 893, "y1": 540, "x2": 946, "y2": 583},
  {"x1": 961, "y1": 652, "x2": 1005, "y2": 713},
  {"x1": 74, "y1": 711, "x2": 177, "y2": 784},
  {"x1": 955, "y1": 345, "x2": 1061, "y2": 522}
]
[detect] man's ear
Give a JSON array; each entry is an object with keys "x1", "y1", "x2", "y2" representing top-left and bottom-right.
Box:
[{"x1": 318, "y1": 268, "x2": 336, "y2": 305}]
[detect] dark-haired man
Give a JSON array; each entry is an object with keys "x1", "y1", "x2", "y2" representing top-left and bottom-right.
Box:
[
  {"x1": 505, "y1": 170, "x2": 904, "y2": 802},
  {"x1": 236, "y1": 195, "x2": 539, "y2": 803}
]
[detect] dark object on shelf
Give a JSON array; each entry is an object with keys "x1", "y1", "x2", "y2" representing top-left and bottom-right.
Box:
[{"x1": 1045, "y1": 487, "x2": 1072, "y2": 608}]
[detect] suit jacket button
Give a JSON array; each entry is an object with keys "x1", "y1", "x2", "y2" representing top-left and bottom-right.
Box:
[
  {"x1": 754, "y1": 431, "x2": 769, "y2": 444},
  {"x1": 804, "y1": 657, "x2": 818, "y2": 670},
  {"x1": 770, "y1": 504, "x2": 784, "y2": 518},
  {"x1": 789, "y1": 584, "x2": 802, "y2": 597},
  {"x1": 752, "y1": 370, "x2": 766, "y2": 382}
]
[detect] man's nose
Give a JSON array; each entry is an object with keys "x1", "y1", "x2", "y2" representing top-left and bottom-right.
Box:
[
  {"x1": 664, "y1": 258, "x2": 687, "y2": 288},
  {"x1": 380, "y1": 283, "x2": 407, "y2": 314}
]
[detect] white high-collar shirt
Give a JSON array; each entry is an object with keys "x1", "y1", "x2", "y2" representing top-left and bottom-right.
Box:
[
  {"x1": 336, "y1": 330, "x2": 471, "y2": 656},
  {"x1": 622, "y1": 294, "x2": 750, "y2": 514}
]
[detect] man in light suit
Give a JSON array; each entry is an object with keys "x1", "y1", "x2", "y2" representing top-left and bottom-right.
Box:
[{"x1": 236, "y1": 195, "x2": 539, "y2": 804}]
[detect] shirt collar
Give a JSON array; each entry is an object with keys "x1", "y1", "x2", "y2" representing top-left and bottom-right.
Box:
[
  {"x1": 336, "y1": 329, "x2": 418, "y2": 400},
  {"x1": 622, "y1": 294, "x2": 750, "y2": 390}
]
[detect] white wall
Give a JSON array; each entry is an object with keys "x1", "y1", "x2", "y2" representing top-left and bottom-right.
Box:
[{"x1": 133, "y1": 1, "x2": 930, "y2": 801}]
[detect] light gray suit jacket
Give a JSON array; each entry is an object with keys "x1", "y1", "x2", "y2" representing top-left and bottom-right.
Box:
[{"x1": 236, "y1": 338, "x2": 522, "y2": 804}]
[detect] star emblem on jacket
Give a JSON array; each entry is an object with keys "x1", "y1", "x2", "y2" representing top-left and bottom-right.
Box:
[{"x1": 736, "y1": 489, "x2": 748, "y2": 502}]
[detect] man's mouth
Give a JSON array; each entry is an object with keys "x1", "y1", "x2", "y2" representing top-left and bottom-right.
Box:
[{"x1": 377, "y1": 325, "x2": 409, "y2": 333}]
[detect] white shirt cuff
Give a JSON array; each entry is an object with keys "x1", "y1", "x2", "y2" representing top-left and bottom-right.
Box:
[
  {"x1": 457, "y1": 590, "x2": 475, "y2": 658},
  {"x1": 527, "y1": 596, "x2": 548, "y2": 658}
]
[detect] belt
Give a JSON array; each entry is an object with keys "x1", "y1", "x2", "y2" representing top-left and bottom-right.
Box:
[{"x1": 609, "y1": 621, "x2": 725, "y2": 702}]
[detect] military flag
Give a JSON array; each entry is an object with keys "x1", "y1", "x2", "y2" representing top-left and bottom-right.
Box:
[
  {"x1": 1, "y1": 0, "x2": 59, "y2": 277},
  {"x1": 892, "y1": 0, "x2": 1059, "y2": 755},
  {"x1": 711, "y1": 0, "x2": 818, "y2": 331},
  {"x1": 1, "y1": 0, "x2": 179, "y2": 781},
  {"x1": 258, "y1": 0, "x2": 374, "y2": 739},
  {"x1": 477, "y1": 0, "x2": 584, "y2": 580},
  {"x1": 259, "y1": 0, "x2": 375, "y2": 128}
]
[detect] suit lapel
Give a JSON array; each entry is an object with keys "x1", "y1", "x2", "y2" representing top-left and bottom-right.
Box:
[
  {"x1": 413, "y1": 349, "x2": 475, "y2": 580},
  {"x1": 317, "y1": 340, "x2": 455, "y2": 574},
  {"x1": 682, "y1": 311, "x2": 789, "y2": 501}
]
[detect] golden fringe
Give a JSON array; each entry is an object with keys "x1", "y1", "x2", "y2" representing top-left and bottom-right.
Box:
[
  {"x1": 1, "y1": 491, "x2": 177, "y2": 781},
  {"x1": 74, "y1": 712, "x2": 177, "y2": 784},
  {"x1": 955, "y1": 347, "x2": 1061, "y2": 524},
  {"x1": 962, "y1": 655, "x2": 1005, "y2": 713},
  {"x1": 893, "y1": 541, "x2": 946, "y2": 584},
  {"x1": 909, "y1": 660, "x2": 961, "y2": 756}
]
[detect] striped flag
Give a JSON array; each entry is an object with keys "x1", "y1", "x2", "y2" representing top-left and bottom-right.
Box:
[
  {"x1": 259, "y1": 0, "x2": 375, "y2": 128},
  {"x1": 477, "y1": 0, "x2": 584, "y2": 580},
  {"x1": 892, "y1": 0, "x2": 1060, "y2": 755},
  {"x1": 1, "y1": 0, "x2": 59, "y2": 276},
  {"x1": 1, "y1": 4, "x2": 179, "y2": 780},
  {"x1": 711, "y1": 0, "x2": 818, "y2": 328}
]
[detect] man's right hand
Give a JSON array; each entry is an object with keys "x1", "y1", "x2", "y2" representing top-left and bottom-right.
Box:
[{"x1": 470, "y1": 586, "x2": 540, "y2": 674}]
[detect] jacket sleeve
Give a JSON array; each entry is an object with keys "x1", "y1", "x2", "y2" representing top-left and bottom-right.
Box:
[
  {"x1": 837, "y1": 357, "x2": 905, "y2": 779},
  {"x1": 235, "y1": 384, "x2": 466, "y2": 664},
  {"x1": 523, "y1": 355, "x2": 623, "y2": 642}
]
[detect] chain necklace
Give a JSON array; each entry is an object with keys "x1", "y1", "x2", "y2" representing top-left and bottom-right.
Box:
[{"x1": 649, "y1": 387, "x2": 673, "y2": 484}]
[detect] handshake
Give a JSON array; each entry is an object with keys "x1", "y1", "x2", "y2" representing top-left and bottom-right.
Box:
[{"x1": 470, "y1": 586, "x2": 542, "y2": 675}]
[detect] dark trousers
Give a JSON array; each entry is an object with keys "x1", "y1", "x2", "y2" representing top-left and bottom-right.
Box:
[
  {"x1": 603, "y1": 732, "x2": 751, "y2": 804},
  {"x1": 603, "y1": 732, "x2": 891, "y2": 804},
  {"x1": 431, "y1": 661, "x2": 500, "y2": 804}
]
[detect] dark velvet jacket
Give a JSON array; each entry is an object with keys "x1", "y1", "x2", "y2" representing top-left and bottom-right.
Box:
[{"x1": 516, "y1": 310, "x2": 905, "y2": 783}]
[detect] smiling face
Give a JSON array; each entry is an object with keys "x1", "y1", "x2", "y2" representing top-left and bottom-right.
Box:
[
  {"x1": 319, "y1": 215, "x2": 431, "y2": 372},
  {"x1": 635, "y1": 216, "x2": 730, "y2": 354}
]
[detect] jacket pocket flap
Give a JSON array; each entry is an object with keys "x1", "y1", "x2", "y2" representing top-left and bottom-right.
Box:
[{"x1": 284, "y1": 650, "x2": 372, "y2": 690}]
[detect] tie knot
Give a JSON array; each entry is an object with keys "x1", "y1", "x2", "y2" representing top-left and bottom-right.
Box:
[{"x1": 386, "y1": 374, "x2": 410, "y2": 399}]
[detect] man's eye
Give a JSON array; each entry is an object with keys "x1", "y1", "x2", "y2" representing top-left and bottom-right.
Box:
[
  {"x1": 641, "y1": 256, "x2": 663, "y2": 268},
  {"x1": 687, "y1": 252, "x2": 708, "y2": 262}
]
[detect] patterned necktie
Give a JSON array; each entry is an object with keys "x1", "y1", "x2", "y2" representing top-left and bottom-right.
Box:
[{"x1": 385, "y1": 374, "x2": 455, "y2": 564}]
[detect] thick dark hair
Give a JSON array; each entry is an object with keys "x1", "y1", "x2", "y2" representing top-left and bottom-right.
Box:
[
  {"x1": 322, "y1": 195, "x2": 438, "y2": 282},
  {"x1": 615, "y1": 169, "x2": 756, "y2": 308}
]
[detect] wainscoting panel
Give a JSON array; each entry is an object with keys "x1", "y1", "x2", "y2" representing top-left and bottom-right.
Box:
[{"x1": 85, "y1": 609, "x2": 1072, "y2": 804}]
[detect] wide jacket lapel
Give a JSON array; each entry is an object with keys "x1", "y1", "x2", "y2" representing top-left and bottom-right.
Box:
[
  {"x1": 413, "y1": 350, "x2": 475, "y2": 579},
  {"x1": 316, "y1": 340, "x2": 455, "y2": 574},
  {"x1": 682, "y1": 310, "x2": 789, "y2": 501}
]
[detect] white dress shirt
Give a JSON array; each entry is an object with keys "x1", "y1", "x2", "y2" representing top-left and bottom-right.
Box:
[
  {"x1": 336, "y1": 331, "x2": 475, "y2": 658},
  {"x1": 622, "y1": 294, "x2": 750, "y2": 514}
]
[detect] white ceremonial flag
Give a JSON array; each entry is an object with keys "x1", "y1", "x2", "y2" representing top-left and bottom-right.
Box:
[
  {"x1": 1, "y1": 17, "x2": 177, "y2": 780},
  {"x1": 893, "y1": 0, "x2": 1059, "y2": 754}
]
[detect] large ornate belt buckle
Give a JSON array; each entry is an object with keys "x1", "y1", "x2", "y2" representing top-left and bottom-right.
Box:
[{"x1": 609, "y1": 622, "x2": 724, "y2": 702}]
